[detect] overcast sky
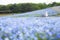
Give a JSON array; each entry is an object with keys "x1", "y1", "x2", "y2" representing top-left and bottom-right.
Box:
[{"x1": 0, "y1": 0, "x2": 60, "y2": 5}]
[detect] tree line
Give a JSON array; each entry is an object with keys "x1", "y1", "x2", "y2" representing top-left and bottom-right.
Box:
[{"x1": 0, "y1": 2, "x2": 60, "y2": 13}]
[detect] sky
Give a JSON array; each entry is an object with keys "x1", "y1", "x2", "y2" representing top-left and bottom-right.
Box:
[{"x1": 0, "y1": 0, "x2": 60, "y2": 5}]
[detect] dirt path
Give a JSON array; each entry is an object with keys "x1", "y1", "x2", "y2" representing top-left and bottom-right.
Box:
[{"x1": 0, "y1": 13, "x2": 13, "y2": 16}]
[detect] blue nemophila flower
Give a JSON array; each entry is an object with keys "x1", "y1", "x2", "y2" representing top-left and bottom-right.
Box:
[
  {"x1": 0, "y1": 37, "x2": 3, "y2": 40},
  {"x1": 56, "y1": 33, "x2": 60, "y2": 38},
  {"x1": 0, "y1": 17, "x2": 60, "y2": 40}
]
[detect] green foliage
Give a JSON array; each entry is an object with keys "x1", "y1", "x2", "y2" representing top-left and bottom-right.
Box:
[
  {"x1": 0, "y1": 2, "x2": 60, "y2": 13},
  {"x1": 35, "y1": 33, "x2": 43, "y2": 40}
]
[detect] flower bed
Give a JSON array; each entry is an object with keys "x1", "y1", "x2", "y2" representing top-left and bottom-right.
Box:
[{"x1": 0, "y1": 17, "x2": 60, "y2": 40}]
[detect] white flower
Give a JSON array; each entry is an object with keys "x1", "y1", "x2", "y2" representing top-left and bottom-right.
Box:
[{"x1": 4, "y1": 37, "x2": 9, "y2": 40}]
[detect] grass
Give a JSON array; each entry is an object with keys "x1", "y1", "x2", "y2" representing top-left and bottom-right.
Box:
[{"x1": 56, "y1": 14, "x2": 60, "y2": 16}]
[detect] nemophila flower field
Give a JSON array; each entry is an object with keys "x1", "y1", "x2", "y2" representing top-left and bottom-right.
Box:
[{"x1": 0, "y1": 17, "x2": 60, "y2": 40}]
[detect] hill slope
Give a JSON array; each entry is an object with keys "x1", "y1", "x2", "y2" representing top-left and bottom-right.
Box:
[
  {"x1": 51, "y1": 6, "x2": 60, "y2": 13},
  {"x1": 1, "y1": 6, "x2": 60, "y2": 17},
  {"x1": 13, "y1": 7, "x2": 58, "y2": 17}
]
